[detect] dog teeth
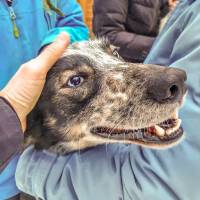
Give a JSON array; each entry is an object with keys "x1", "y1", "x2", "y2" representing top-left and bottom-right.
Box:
[
  {"x1": 166, "y1": 119, "x2": 182, "y2": 135},
  {"x1": 154, "y1": 125, "x2": 165, "y2": 137}
]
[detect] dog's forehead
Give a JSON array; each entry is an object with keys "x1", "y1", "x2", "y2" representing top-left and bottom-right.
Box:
[{"x1": 62, "y1": 39, "x2": 124, "y2": 68}]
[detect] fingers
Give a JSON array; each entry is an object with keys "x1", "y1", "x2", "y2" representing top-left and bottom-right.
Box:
[{"x1": 34, "y1": 32, "x2": 70, "y2": 73}]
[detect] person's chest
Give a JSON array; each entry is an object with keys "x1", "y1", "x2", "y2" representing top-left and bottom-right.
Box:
[{"x1": 0, "y1": 0, "x2": 57, "y2": 88}]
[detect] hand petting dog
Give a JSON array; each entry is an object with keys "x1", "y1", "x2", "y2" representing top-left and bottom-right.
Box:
[{"x1": 0, "y1": 32, "x2": 69, "y2": 132}]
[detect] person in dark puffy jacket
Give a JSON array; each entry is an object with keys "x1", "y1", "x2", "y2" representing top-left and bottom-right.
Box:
[{"x1": 93, "y1": 0, "x2": 178, "y2": 63}]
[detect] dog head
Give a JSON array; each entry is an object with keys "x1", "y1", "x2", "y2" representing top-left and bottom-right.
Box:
[{"x1": 26, "y1": 39, "x2": 187, "y2": 154}]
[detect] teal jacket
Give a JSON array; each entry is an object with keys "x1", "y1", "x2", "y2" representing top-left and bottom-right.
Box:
[
  {"x1": 16, "y1": 0, "x2": 200, "y2": 199},
  {"x1": 0, "y1": 0, "x2": 88, "y2": 199},
  {"x1": 0, "y1": 0, "x2": 88, "y2": 89}
]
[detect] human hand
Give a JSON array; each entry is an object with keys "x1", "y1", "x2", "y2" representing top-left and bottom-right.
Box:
[
  {"x1": 0, "y1": 32, "x2": 70, "y2": 132},
  {"x1": 168, "y1": 0, "x2": 178, "y2": 10}
]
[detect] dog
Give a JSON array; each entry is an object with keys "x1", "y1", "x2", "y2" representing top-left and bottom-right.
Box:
[
  {"x1": 12, "y1": 39, "x2": 187, "y2": 200},
  {"x1": 24, "y1": 39, "x2": 187, "y2": 155}
]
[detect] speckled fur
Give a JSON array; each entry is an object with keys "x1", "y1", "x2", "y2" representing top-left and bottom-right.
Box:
[{"x1": 25, "y1": 39, "x2": 185, "y2": 154}]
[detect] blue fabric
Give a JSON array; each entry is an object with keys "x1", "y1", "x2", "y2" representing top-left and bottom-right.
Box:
[
  {"x1": 16, "y1": 0, "x2": 200, "y2": 199},
  {"x1": 0, "y1": 0, "x2": 88, "y2": 90},
  {"x1": 0, "y1": 0, "x2": 88, "y2": 199},
  {"x1": 0, "y1": 156, "x2": 19, "y2": 199}
]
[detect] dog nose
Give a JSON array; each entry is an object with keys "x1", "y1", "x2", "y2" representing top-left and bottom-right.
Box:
[{"x1": 147, "y1": 68, "x2": 187, "y2": 103}]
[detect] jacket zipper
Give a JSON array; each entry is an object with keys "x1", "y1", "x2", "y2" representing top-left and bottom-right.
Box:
[
  {"x1": 8, "y1": 6, "x2": 20, "y2": 38},
  {"x1": 6, "y1": 0, "x2": 20, "y2": 39}
]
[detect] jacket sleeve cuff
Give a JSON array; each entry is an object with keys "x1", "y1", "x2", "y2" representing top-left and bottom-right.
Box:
[
  {"x1": 40, "y1": 27, "x2": 89, "y2": 49},
  {"x1": 0, "y1": 97, "x2": 23, "y2": 172}
]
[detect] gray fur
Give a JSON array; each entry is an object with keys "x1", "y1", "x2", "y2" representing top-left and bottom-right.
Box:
[{"x1": 25, "y1": 39, "x2": 187, "y2": 154}]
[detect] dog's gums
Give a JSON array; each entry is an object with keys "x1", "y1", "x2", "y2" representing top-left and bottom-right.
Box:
[{"x1": 25, "y1": 39, "x2": 187, "y2": 154}]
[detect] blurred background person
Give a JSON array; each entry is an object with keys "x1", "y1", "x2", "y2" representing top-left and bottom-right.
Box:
[{"x1": 93, "y1": 0, "x2": 178, "y2": 63}]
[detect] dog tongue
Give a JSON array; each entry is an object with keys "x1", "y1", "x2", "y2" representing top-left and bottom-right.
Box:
[{"x1": 147, "y1": 125, "x2": 165, "y2": 137}]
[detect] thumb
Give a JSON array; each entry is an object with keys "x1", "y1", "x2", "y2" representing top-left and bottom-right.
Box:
[{"x1": 34, "y1": 32, "x2": 70, "y2": 73}]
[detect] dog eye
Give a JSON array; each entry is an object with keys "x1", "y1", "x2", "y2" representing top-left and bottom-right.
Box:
[
  {"x1": 112, "y1": 49, "x2": 120, "y2": 58},
  {"x1": 68, "y1": 75, "x2": 84, "y2": 87}
]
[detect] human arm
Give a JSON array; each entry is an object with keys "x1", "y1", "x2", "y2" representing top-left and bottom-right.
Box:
[
  {"x1": 0, "y1": 98, "x2": 22, "y2": 173},
  {"x1": 0, "y1": 33, "x2": 69, "y2": 172},
  {"x1": 93, "y1": 0, "x2": 155, "y2": 63},
  {"x1": 41, "y1": 0, "x2": 89, "y2": 47},
  {"x1": 16, "y1": 144, "x2": 135, "y2": 200},
  {"x1": 16, "y1": 142, "x2": 198, "y2": 200}
]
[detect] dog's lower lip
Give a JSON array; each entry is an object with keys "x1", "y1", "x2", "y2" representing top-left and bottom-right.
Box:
[{"x1": 90, "y1": 118, "x2": 184, "y2": 145}]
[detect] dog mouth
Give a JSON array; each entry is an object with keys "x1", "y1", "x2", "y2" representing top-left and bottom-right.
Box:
[{"x1": 90, "y1": 118, "x2": 184, "y2": 146}]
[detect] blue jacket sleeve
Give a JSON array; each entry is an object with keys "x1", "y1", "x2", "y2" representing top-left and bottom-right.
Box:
[
  {"x1": 41, "y1": 0, "x2": 89, "y2": 46},
  {"x1": 16, "y1": 145, "x2": 129, "y2": 200}
]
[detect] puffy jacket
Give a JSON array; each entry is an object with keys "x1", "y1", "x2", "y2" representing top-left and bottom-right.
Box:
[
  {"x1": 16, "y1": 0, "x2": 200, "y2": 200},
  {"x1": 0, "y1": 0, "x2": 88, "y2": 199},
  {"x1": 93, "y1": 0, "x2": 169, "y2": 62}
]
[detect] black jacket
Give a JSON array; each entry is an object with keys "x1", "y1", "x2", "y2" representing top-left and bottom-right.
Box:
[
  {"x1": 0, "y1": 97, "x2": 23, "y2": 172},
  {"x1": 93, "y1": 0, "x2": 169, "y2": 62}
]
